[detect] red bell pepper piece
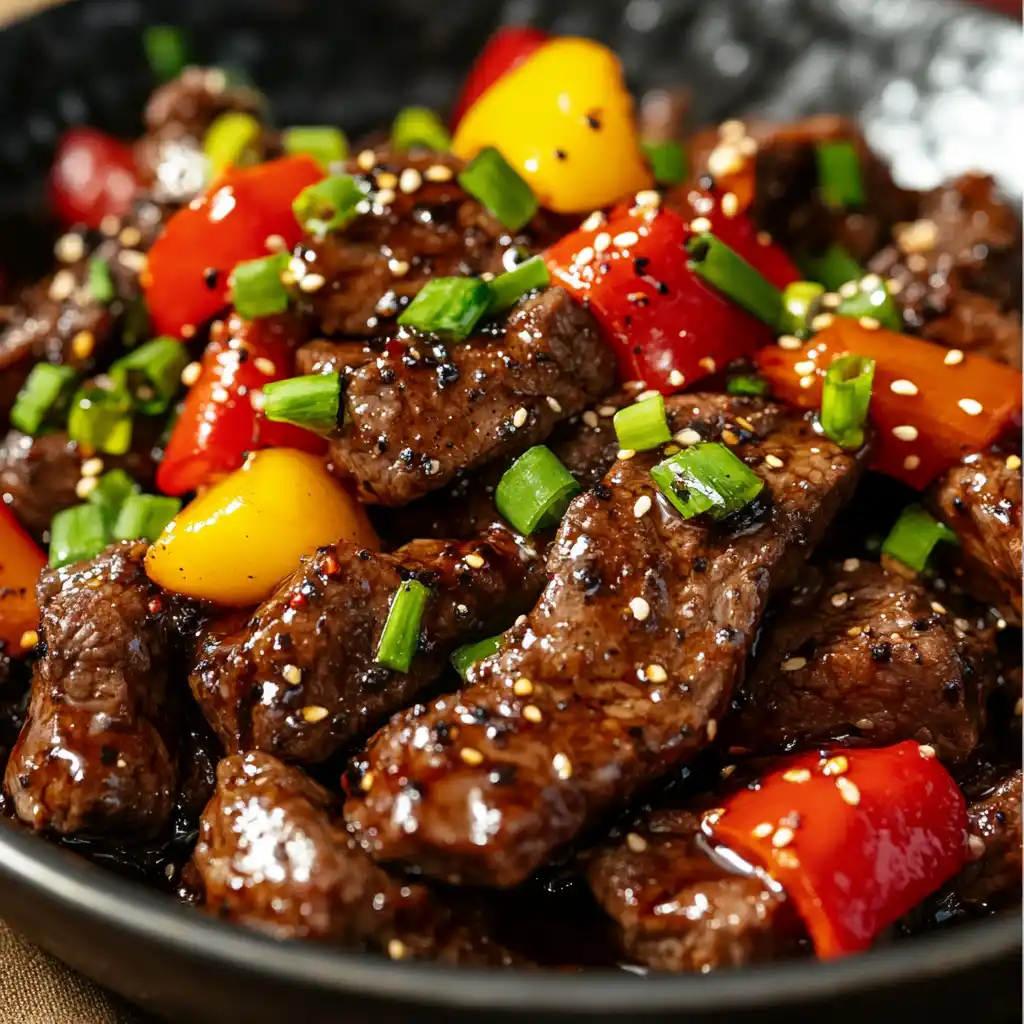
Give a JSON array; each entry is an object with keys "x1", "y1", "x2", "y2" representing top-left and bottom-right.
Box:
[
  {"x1": 157, "y1": 313, "x2": 326, "y2": 497},
  {"x1": 756, "y1": 317, "x2": 1023, "y2": 489},
  {"x1": 144, "y1": 155, "x2": 324, "y2": 339},
  {"x1": 545, "y1": 195, "x2": 798, "y2": 393},
  {"x1": 450, "y1": 26, "x2": 549, "y2": 129},
  {"x1": 49, "y1": 127, "x2": 139, "y2": 230},
  {"x1": 0, "y1": 504, "x2": 46, "y2": 652},
  {"x1": 709, "y1": 741, "x2": 968, "y2": 958}
]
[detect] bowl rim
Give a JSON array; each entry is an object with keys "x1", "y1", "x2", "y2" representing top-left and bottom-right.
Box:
[{"x1": 0, "y1": 818, "x2": 1019, "y2": 1013}]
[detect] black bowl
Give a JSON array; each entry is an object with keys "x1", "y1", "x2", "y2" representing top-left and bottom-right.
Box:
[{"x1": 0, "y1": 1, "x2": 1020, "y2": 1021}]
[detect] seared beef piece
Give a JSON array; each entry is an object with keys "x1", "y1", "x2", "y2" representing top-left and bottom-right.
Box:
[
  {"x1": 918, "y1": 293, "x2": 1021, "y2": 370},
  {"x1": 869, "y1": 175, "x2": 1021, "y2": 332},
  {"x1": 190, "y1": 527, "x2": 544, "y2": 764},
  {"x1": 193, "y1": 752, "x2": 518, "y2": 964},
  {"x1": 134, "y1": 66, "x2": 272, "y2": 207},
  {"x1": 930, "y1": 450, "x2": 1022, "y2": 624},
  {"x1": 729, "y1": 561, "x2": 992, "y2": 764},
  {"x1": 319, "y1": 288, "x2": 616, "y2": 506},
  {"x1": 682, "y1": 116, "x2": 916, "y2": 261},
  {"x1": 586, "y1": 808, "x2": 805, "y2": 972},
  {"x1": 0, "y1": 649, "x2": 29, "y2": 776},
  {"x1": 346, "y1": 395, "x2": 866, "y2": 886},
  {"x1": 4, "y1": 542, "x2": 177, "y2": 837},
  {"x1": 294, "y1": 150, "x2": 567, "y2": 339}
]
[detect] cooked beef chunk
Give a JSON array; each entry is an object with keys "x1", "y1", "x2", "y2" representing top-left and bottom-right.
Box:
[
  {"x1": 586, "y1": 808, "x2": 805, "y2": 972},
  {"x1": 319, "y1": 288, "x2": 617, "y2": 506},
  {"x1": 919, "y1": 293, "x2": 1021, "y2": 370},
  {"x1": 682, "y1": 116, "x2": 916, "y2": 261},
  {"x1": 0, "y1": 648, "x2": 29, "y2": 777},
  {"x1": 193, "y1": 751, "x2": 518, "y2": 964},
  {"x1": 294, "y1": 150, "x2": 568, "y2": 338},
  {"x1": 931, "y1": 450, "x2": 1022, "y2": 624},
  {"x1": 729, "y1": 561, "x2": 992, "y2": 764},
  {"x1": 4, "y1": 542, "x2": 177, "y2": 836},
  {"x1": 191, "y1": 527, "x2": 544, "y2": 764},
  {"x1": 346, "y1": 395, "x2": 866, "y2": 886}
]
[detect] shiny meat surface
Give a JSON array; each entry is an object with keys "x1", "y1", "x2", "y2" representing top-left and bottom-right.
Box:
[
  {"x1": 345, "y1": 395, "x2": 866, "y2": 886},
  {"x1": 4, "y1": 542, "x2": 177, "y2": 836},
  {"x1": 193, "y1": 752, "x2": 517, "y2": 964},
  {"x1": 919, "y1": 293, "x2": 1021, "y2": 370},
  {"x1": 320, "y1": 287, "x2": 617, "y2": 506},
  {"x1": 729, "y1": 561, "x2": 992, "y2": 764},
  {"x1": 955, "y1": 769, "x2": 1022, "y2": 909},
  {"x1": 586, "y1": 808, "x2": 804, "y2": 972},
  {"x1": 190, "y1": 527, "x2": 544, "y2": 764}
]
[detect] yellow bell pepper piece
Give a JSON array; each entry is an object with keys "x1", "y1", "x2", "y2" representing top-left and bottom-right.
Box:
[
  {"x1": 452, "y1": 37, "x2": 652, "y2": 214},
  {"x1": 145, "y1": 448, "x2": 378, "y2": 607}
]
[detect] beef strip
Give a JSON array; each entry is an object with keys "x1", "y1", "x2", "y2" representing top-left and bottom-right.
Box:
[
  {"x1": 317, "y1": 287, "x2": 617, "y2": 506},
  {"x1": 3, "y1": 542, "x2": 177, "y2": 836},
  {"x1": 294, "y1": 149, "x2": 568, "y2": 338},
  {"x1": 193, "y1": 751, "x2": 517, "y2": 964},
  {"x1": 345, "y1": 395, "x2": 866, "y2": 886},
  {"x1": 930, "y1": 449, "x2": 1022, "y2": 624},
  {"x1": 586, "y1": 808, "x2": 805, "y2": 972},
  {"x1": 190, "y1": 527, "x2": 544, "y2": 764},
  {"x1": 728, "y1": 561, "x2": 992, "y2": 764},
  {"x1": 918, "y1": 293, "x2": 1021, "y2": 370}
]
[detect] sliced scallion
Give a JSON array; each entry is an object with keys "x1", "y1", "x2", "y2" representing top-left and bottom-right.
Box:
[
  {"x1": 458, "y1": 147, "x2": 538, "y2": 233},
  {"x1": 49, "y1": 504, "x2": 109, "y2": 568},
  {"x1": 486, "y1": 255, "x2": 550, "y2": 314},
  {"x1": 203, "y1": 111, "x2": 262, "y2": 177},
  {"x1": 375, "y1": 579, "x2": 431, "y2": 673},
  {"x1": 397, "y1": 277, "x2": 491, "y2": 341},
  {"x1": 67, "y1": 386, "x2": 133, "y2": 456},
  {"x1": 820, "y1": 354, "x2": 875, "y2": 450},
  {"x1": 835, "y1": 275, "x2": 903, "y2": 332},
  {"x1": 642, "y1": 140, "x2": 688, "y2": 185},
  {"x1": 614, "y1": 394, "x2": 671, "y2": 452},
  {"x1": 778, "y1": 280, "x2": 825, "y2": 338},
  {"x1": 686, "y1": 232, "x2": 784, "y2": 330},
  {"x1": 798, "y1": 244, "x2": 862, "y2": 292},
  {"x1": 816, "y1": 140, "x2": 865, "y2": 210},
  {"x1": 143, "y1": 25, "x2": 188, "y2": 82},
  {"x1": 391, "y1": 107, "x2": 452, "y2": 153},
  {"x1": 262, "y1": 372, "x2": 342, "y2": 435},
  {"x1": 88, "y1": 257, "x2": 115, "y2": 305},
  {"x1": 282, "y1": 126, "x2": 349, "y2": 170},
  {"x1": 651, "y1": 441, "x2": 764, "y2": 521},
  {"x1": 230, "y1": 253, "x2": 290, "y2": 320},
  {"x1": 112, "y1": 493, "x2": 181, "y2": 543},
  {"x1": 495, "y1": 446, "x2": 580, "y2": 536},
  {"x1": 450, "y1": 634, "x2": 503, "y2": 680},
  {"x1": 110, "y1": 336, "x2": 189, "y2": 415},
  {"x1": 292, "y1": 175, "x2": 366, "y2": 238},
  {"x1": 10, "y1": 363, "x2": 78, "y2": 436},
  {"x1": 881, "y1": 504, "x2": 958, "y2": 574},
  {"x1": 87, "y1": 469, "x2": 140, "y2": 532},
  {"x1": 726, "y1": 375, "x2": 770, "y2": 397}
]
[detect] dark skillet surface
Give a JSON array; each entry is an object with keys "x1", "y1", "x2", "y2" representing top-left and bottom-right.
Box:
[{"x1": 0, "y1": 0, "x2": 1020, "y2": 1021}]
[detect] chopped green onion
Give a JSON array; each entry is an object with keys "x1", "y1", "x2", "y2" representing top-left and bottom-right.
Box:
[
  {"x1": 458, "y1": 147, "x2": 538, "y2": 233},
  {"x1": 651, "y1": 442, "x2": 764, "y2": 521},
  {"x1": 778, "y1": 280, "x2": 825, "y2": 338},
  {"x1": 397, "y1": 277, "x2": 491, "y2": 341},
  {"x1": 614, "y1": 394, "x2": 671, "y2": 452},
  {"x1": 87, "y1": 469, "x2": 140, "y2": 532},
  {"x1": 143, "y1": 25, "x2": 188, "y2": 82},
  {"x1": 816, "y1": 140, "x2": 865, "y2": 210},
  {"x1": 262, "y1": 372, "x2": 342, "y2": 435},
  {"x1": 486, "y1": 256, "x2": 550, "y2": 314},
  {"x1": 495, "y1": 446, "x2": 580, "y2": 536},
  {"x1": 726, "y1": 375, "x2": 770, "y2": 397},
  {"x1": 450, "y1": 635, "x2": 503, "y2": 680},
  {"x1": 292, "y1": 175, "x2": 366, "y2": 238},
  {"x1": 798, "y1": 244, "x2": 863, "y2": 292},
  {"x1": 67, "y1": 386, "x2": 133, "y2": 456},
  {"x1": 230, "y1": 253, "x2": 290, "y2": 320},
  {"x1": 88, "y1": 257, "x2": 115, "y2": 305},
  {"x1": 109, "y1": 337, "x2": 189, "y2": 415},
  {"x1": 686, "y1": 233, "x2": 784, "y2": 331},
  {"x1": 203, "y1": 112, "x2": 262, "y2": 177},
  {"x1": 10, "y1": 363, "x2": 78, "y2": 436},
  {"x1": 375, "y1": 579, "x2": 432, "y2": 673},
  {"x1": 835, "y1": 275, "x2": 903, "y2": 333},
  {"x1": 48, "y1": 504, "x2": 109, "y2": 568},
  {"x1": 112, "y1": 494, "x2": 181, "y2": 543},
  {"x1": 820, "y1": 354, "x2": 875, "y2": 450},
  {"x1": 881, "y1": 504, "x2": 959, "y2": 574},
  {"x1": 391, "y1": 107, "x2": 452, "y2": 153},
  {"x1": 282, "y1": 126, "x2": 349, "y2": 170},
  {"x1": 642, "y1": 140, "x2": 688, "y2": 185}
]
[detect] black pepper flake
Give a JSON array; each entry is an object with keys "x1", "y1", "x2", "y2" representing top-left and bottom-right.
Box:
[
  {"x1": 585, "y1": 113, "x2": 602, "y2": 130},
  {"x1": 436, "y1": 363, "x2": 460, "y2": 389},
  {"x1": 633, "y1": 256, "x2": 650, "y2": 276},
  {"x1": 377, "y1": 434, "x2": 389, "y2": 452},
  {"x1": 693, "y1": 556, "x2": 708, "y2": 572},
  {"x1": 203, "y1": 267, "x2": 220, "y2": 290},
  {"x1": 100, "y1": 746, "x2": 118, "y2": 766},
  {"x1": 869, "y1": 642, "x2": 892, "y2": 663},
  {"x1": 594, "y1": 484, "x2": 612, "y2": 501},
  {"x1": 911, "y1": 618, "x2": 931, "y2": 632},
  {"x1": 379, "y1": 367, "x2": 396, "y2": 384},
  {"x1": 398, "y1": 447, "x2": 416, "y2": 466},
  {"x1": 554, "y1": 148, "x2": 568, "y2": 161}
]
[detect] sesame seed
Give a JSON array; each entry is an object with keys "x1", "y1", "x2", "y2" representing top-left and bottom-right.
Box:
[
  {"x1": 80, "y1": 457, "x2": 104, "y2": 478},
  {"x1": 793, "y1": 360, "x2": 816, "y2": 376},
  {"x1": 1006, "y1": 454, "x2": 1022, "y2": 471},
  {"x1": 918, "y1": 744, "x2": 937, "y2": 759},
  {"x1": 706, "y1": 719, "x2": 718, "y2": 741},
  {"x1": 119, "y1": 225, "x2": 142, "y2": 248},
  {"x1": 799, "y1": 375, "x2": 816, "y2": 390},
  {"x1": 847, "y1": 625, "x2": 863, "y2": 637},
  {"x1": 674, "y1": 428, "x2": 701, "y2": 446},
  {"x1": 617, "y1": 449, "x2": 636, "y2": 461},
  {"x1": 781, "y1": 657, "x2": 807, "y2": 672},
  {"x1": 375, "y1": 171, "x2": 399, "y2": 190},
  {"x1": 282, "y1": 664, "x2": 302, "y2": 685},
  {"x1": 890, "y1": 379, "x2": 918, "y2": 396},
  {"x1": 958, "y1": 398, "x2": 983, "y2": 417},
  {"x1": 513, "y1": 677, "x2": 534, "y2": 696},
  {"x1": 55, "y1": 232, "x2": 85, "y2": 263},
  {"x1": 930, "y1": 601, "x2": 947, "y2": 615},
  {"x1": 546, "y1": 396, "x2": 562, "y2": 413},
  {"x1": 301, "y1": 705, "x2": 329, "y2": 723},
  {"x1": 71, "y1": 330, "x2": 95, "y2": 360},
  {"x1": 903, "y1": 455, "x2": 921, "y2": 472},
  {"x1": 707, "y1": 145, "x2": 743, "y2": 178},
  {"x1": 690, "y1": 216, "x2": 712, "y2": 234},
  {"x1": 719, "y1": 119, "x2": 746, "y2": 139},
  {"x1": 298, "y1": 273, "x2": 326, "y2": 293},
  {"x1": 698, "y1": 356, "x2": 716, "y2": 374},
  {"x1": 633, "y1": 495, "x2": 652, "y2": 518},
  {"x1": 613, "y1": 231, "x2": 640, "y2": 248},
  {"x1": 892, "y1": 424, "x2": 918, "y2": 442},
  {"x1": 375, "y1": 187, "x2": 397, "y2": 207},
  {"x1": 574, "y1": 245, "x2": 594, "y2": 267},
  {"x1": 626, "y1": 832, "x2": 648, "y2": 853},
  {"x1": 782, "y1": 768, "x2": 811, "y2": 784},
  {"x1": 75, "y1": 476, "x2": 98, "y2": 499},
  {"x1": 249, "y1": 391, "x2": 266, "y2": 411},
  {"x1": 522, "y1": 704, "x2": 543, "y2": 723},
  {"x1": 581, "y1": 210, "x2": 606, "y2": 232},
  {"x1": 896, "y1": 218, "x2": 938, "y2": 253},
  {"x1": 512, "y1": 407, "x2": 528, "y2": 429},
  {"x1": 836, "y1": 777, "x2": 860, "y2": 806},
  {"x1": 823, "y1": 755, "x2": 849, "y2": 777},
  {"x1": 764, "y1": 454, "x2": 784, "y2": 469},
  {"x1": 756, "y1": 230, "x2": 773, "y2": 246},
  {"x1": 721, "y1": 429, "x2": 740, "y2": 446},
  {"x1": 662, "y1": 444, "x2": 680, "y2": 456},
  {"x1": 253, "y1": 357, "x2": 277, "y2": 377},
  {"x1": 721, "y1": 764, "x2": 737, "y2": 778},
  {"x1": 776, "y1": 849, "x2": 801, "y2": 869},
  {"x1": 49, "y1": 269, "x2": 77, "y2": 302},
  {"x1": 752, "y1": 822, "x2": 774, "y2": 838},
  {"x1": 265, "y1": 233, "x2": 287, "y2": 251},
  {"x1": 629, "y1": 597, "x2": 651, "y2": 621},
  {"x1": 424, "y1": 163, "x2": 453, "y2": 182},
  {"x1": 772, "y1": 827, "x2": 795, "y2": 848},
  {"x1": 464, "y1": 552, "x2": 485, "y2": 569},
  {"x1": 855, "y1": 718, "x2": 875, "y2": 730},
  {"x1": 594, "y1": 232, "x2": 611, "y2": 253},
  {"x1": 859, "y1": 316, "x2": 880, "y2": 331},
  {"x1": 668, "y1": 369, "x2": 685, "y2": 387},
  {"x1": 721, "y1": 192, "x2": 739, "y2": 217},
  {"x1": 387, "y1": 939, "x2": 408, "y2": 961},
  {"x1": 645, "y1": 663, "x2": 668, "y2": 683},
  {"x1": 211, "y1": 386, "x2": 230, "y2": 404},
  {"x1": 967, "y1": 834, "x2": 986, "y2": 860},
  {"x1": 459, "y1": 746, "x2": 484, "y2": 766},
  {"x1": 597, "y1": 405, "x2": 618, "y2": 418},
  {"x1": 703, "y1": 808, "x2": 724, "y2": 826},
  {"x1": 820, "y1": 292, "x2": 841, "y2": 309},
  {"x1": 582, "y1": 411, "x2": 599, "y2": 428},
  {"x1": 180, "y1": 323, "x2": 196, "y2": 340},
  {"x1": 778, "y1": 334, "x2": 803, "y2": 351},
  {"x1": 811, "y1": 313, "x2": 835, "y2": 332},
  {"x1": 389, "y1": 258, "x2": 410, "y2": 277},
  {"x1": 359, "y1": 771, "x2": 375, "y2": 792},
  {"x1": 635, "y1": 389, "x2": 661, "y2": 403},
  {"x1": 19, "y1": 629, "x2": 39, "y2": 650},
  {"x1": 838, "y1": 280, "x2": 860, "y2": 299},
  {"x1": 843, "y1": 558, "x2": 860, "y2": 572},
  {"x1": 399, "y1": 167, "x2": 422, "y2": 194},
  {"x1": 943, "y1": 348, "x2": 964, "y2": 366},
  {"x1": 830, "y1": 592, "x2": 848, "y2": 608},
  {"x1": 553, "y1": 753, "x2": 573, "y2": 779}
]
